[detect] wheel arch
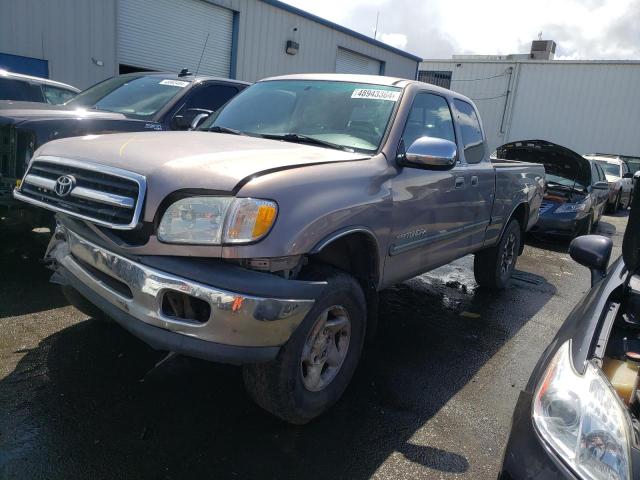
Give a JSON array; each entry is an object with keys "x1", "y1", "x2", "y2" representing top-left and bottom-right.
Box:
[{"x1": 504, "y1": 202, "x2": 529, "y2": 255}]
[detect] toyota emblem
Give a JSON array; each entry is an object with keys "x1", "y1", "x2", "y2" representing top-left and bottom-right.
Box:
[{"x1": 54, "y1": 175, "x2": 76, "y2": 197}]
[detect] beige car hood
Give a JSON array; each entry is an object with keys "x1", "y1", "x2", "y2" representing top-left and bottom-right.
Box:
[{"x1": 37, "y1": 130, "x2": 368, "y2": 212}]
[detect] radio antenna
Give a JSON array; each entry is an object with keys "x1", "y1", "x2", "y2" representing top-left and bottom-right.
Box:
[{"x1": 195, "y1": 33, "x2": 210, "y2": 77}]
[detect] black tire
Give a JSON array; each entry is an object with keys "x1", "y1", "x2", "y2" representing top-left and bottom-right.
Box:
[
  {"x1": 61, "y1": 285, "x2": 110, "y2": 322},
  {"x1": 474, "y1": 219, "x2": 521, "y2": 290},
  {"x1": 615, "y1": 192, "x2": 622, "y2": 212},
  {"x1": 575, "y1": 213, "x2": 594, "y2": 238},
  {"x1": 242, "y1": 266, "x2": 366, "y2": 424}
]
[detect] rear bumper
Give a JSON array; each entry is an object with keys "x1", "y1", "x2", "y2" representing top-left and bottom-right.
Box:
[{"x1": 47, "y1": 224, "x2": 321, "y2": 365}]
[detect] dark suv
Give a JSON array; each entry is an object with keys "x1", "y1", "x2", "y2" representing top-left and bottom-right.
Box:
[{"x1": 0, "y1": 71, "x2": 249, "y2": 229}]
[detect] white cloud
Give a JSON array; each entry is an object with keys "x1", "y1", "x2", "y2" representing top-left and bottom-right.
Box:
[
  {"x1": 282, "y1": 0, "x2": 640, "y2": 60},
  {"x1": 378, "y1": 33, "x2": 408, "y2": 50}
]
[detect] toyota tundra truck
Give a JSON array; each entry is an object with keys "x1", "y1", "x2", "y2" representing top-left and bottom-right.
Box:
[{"x1": 14, "y1": 74, "x2": 545, "y2": 423}]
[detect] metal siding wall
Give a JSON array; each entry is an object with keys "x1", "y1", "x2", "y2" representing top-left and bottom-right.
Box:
[
  {"x1": 507, "y1": 63, "x2": 640, "y2": 156},
  {"x1": 118, "y1": 0, "x2": 233, "y2": 77},
  {"x1": 0, "y1": 0, "x2": 416, "y2": 88},
  {"x1": 421, "y1": 60, "x2": 640, "y2": 157},
  {"x1": 213, "y1": 0, "x2": 417, "y2": 81},
  {"x1": 0, "y1": 0, "x2": 117, "y2": 89}
]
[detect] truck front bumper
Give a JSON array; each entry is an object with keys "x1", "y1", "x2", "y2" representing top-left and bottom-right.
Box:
[{"x1": 47, "y1": 225, "x2": 319, "y2": 365}]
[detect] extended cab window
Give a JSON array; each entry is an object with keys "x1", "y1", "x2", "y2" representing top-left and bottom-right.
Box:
[
  {"x1": 453, "y1": 99, "x2": 485, "y2": 164},
  {"x1": 401, "y1": 92, "x2": 455, "y2": 150}
]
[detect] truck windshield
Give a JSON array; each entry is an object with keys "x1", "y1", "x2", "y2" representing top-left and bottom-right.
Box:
[
  {"x1": 65, "y1": 75, "x2": 189, "y2": 119},
  {"x1": 202, "y1": 80, "x2": 402, "y2": 153}
]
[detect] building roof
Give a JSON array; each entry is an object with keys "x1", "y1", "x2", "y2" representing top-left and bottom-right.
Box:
[
  {"x1": 420, "y1": 58, "x2": 640, "y2": 66},
  {"x1": 260, "y1": 0, "x2": 423, "y2": 63}
]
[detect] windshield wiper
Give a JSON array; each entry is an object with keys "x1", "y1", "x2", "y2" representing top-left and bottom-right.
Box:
[
  {"x1": 260, "y1": 133, "x2": 355, "y2": 152},
  {"x1": 206, "y1": 125, "x2": 246, "y2": 135}
]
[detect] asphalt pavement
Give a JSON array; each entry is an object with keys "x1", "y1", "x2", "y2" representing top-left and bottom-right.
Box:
[{"x1": 0, "y1": 210, "x2": 629, "y2": 480}]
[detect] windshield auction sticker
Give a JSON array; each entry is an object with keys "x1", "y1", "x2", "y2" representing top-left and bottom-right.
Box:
[
  {"x1": 351, "y1": 89, "x2": 401, "y2": 101},
  {"x1": 159, "y1": 79, "x2": 189, "y2": 87}
]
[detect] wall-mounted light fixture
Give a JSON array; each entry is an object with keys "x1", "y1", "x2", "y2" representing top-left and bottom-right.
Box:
[
  {"x1": 285, "y1": 40, "x2": 299, "y2": 55},
  {"x1": 92, "y1": 57, "x2": 104, "y2": 67}
]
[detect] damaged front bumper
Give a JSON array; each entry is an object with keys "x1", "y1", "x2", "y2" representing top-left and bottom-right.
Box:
[{"x1": 47, "y1": 224, "x2": 320, "y2": 365}]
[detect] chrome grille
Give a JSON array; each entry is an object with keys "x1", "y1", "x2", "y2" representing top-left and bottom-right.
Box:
[
  {"x1": 539, "y1": 201, "x2": 555, "y2": 214},
  {"x1": 15, "y1": 156, "x2": 146, "y2": 229}
]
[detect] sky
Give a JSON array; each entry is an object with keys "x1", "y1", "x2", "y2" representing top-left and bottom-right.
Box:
[{"x1": 281, "y1": 0, "x2": 640, "y2": 60}]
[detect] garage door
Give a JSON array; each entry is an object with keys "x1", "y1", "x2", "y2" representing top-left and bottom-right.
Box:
[
  {"x1": 335, "y1": 48, "x2": 381, "y2": 75},
  {"x1": 118, "y1": 0, "x2": 234, "y2": 77}
]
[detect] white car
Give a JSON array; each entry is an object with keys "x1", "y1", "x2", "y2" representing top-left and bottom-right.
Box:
[{"x1": 584, "y1": 154, "x2": 634, "y2": 211}]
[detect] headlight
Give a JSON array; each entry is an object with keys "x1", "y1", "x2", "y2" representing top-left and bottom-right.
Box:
[
  {"x1": 533, "y1": 341, "x2": 632, "y2": 480},
  {"x1": 556, "y1": 202, "x2": 588, "y2": 213},
  {"x1": 157, "y1": 196, "x2": 277, "y2": 245}
]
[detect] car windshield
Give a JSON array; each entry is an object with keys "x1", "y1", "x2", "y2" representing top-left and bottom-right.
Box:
[
  {"x1": 65, "y1": 75, "x2": 189, "y2": 119},
  {"x1": 595, "y1": 161, "x2": 621, "y2": 178},
  {"x1": 202, "y1": 80, "x2": 402, "y2": 153}
]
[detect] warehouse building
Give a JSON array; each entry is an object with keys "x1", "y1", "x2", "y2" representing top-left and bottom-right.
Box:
[
  {"x1": 420, "y1": 41, "x2": 640, "y2": 157},
  {"x1": 0, "y1": 0, "x2": 420, "y2": 90}
]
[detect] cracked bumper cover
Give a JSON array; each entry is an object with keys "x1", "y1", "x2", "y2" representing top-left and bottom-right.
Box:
[{"x1": 47, "y1": 226, "x2": 320, "y2": 365}]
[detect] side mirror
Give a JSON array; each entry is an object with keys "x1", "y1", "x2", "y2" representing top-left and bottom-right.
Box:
[
  {"x1": 403, "y1": 137, "x2": 457, "y2": 169},
  {"x1": 569, "y1": 234, "x2": 613, "y2": 286},
  {"x1": 623, "y1": 172, "x2": 634, "y2": 179},
  {"x1": 189, "y1": 112, "x2": 210, "y2": 130},
  {"x1": 172, "y1": 114, "x2": 190, "y2": 130},
  {"x1": 172, "y1": 108, "x2": 212, "y2": 130},
  {"x1": 593, "y1": 181, "x2": 610, "y2": 190}
]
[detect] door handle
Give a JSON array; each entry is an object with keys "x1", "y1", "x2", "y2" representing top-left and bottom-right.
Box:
[
  {"x1": 455, "y1": 177, "x2": 465, "y2": 189},
  {"x1": 471, "y1": 176, "x2": 479, "y2": 187}
]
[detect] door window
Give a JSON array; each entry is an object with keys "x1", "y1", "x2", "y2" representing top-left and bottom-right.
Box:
[
  {"x1": 400, "y1": 92, "x2": 455, "y2": 150},
  {"x1": 184, "y1": 84, "x2": 239, "y2": 113},
  {"x1": 453, "y1": 99, "x2": 485, "y2": 164}
]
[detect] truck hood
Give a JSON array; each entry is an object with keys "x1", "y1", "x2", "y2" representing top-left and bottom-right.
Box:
[
  {"x1": 495, "y1": 139, "x2": 590, "y2": 189},
  {"x1": 36, "y1": 130, "x2": 369, "y2": 205},
  {"x1": 0, "y1": 100, "x2": 128, "y2": 124}
]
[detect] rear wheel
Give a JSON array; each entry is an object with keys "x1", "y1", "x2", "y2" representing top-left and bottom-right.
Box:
[
  {"x1": 242, "y1": 266, "x2": 366, "y2": 424},
  {"x1": 474, "y1": 219, "x2": 521, "y2": 290}
]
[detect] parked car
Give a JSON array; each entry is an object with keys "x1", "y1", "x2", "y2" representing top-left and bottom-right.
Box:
[
  {"x1": 14, "y1": 74, "x2": 545, "y2": 423},
  {"x1": 496, "y1": 141, "x2": 610, "y2": 238},
  {"x1": 0, "y1": 71, "x2": 249, "y2": 229},
  {"x1": 499, "y1": 190, "x2": 640, "y2": 480},
  {"x1": 584, "y1": 154, "x2": 634, "y2": 212},
  {"x1": 0, "y1": 69, "x2": 79, "y2": 104}
]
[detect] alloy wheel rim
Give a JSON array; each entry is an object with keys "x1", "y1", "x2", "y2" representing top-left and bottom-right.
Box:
[
  {"x1": 500, "y1": 232, "x2": 517, "y2": 275},
  {"x1": 300, "y1": 305, "x2": 351, "y2": 392}
]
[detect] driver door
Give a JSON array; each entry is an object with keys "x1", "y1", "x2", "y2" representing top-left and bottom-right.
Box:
[{"x1": 384, "y1": 91, "x2": 470, "y2": 285}]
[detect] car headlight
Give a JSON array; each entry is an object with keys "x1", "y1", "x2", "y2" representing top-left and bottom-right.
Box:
[
  {"x1": 157, "y1": 196, "x2": 277, "y2": 245},
  {"x1": 533, "y1": 341, "x2": 632, "y2": 480},
  {"x1": 556, "y1": 202, "x2": 588, "y2": 213}
]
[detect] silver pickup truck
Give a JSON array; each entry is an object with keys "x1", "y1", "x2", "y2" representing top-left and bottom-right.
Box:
[{"x1": 14, "y1": 74, "x2": 544, "y2": 423}]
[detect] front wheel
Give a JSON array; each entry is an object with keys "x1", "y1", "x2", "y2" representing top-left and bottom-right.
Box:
[
  {"x1": 474, "y1": 219, "x2": 521, "y2": 290},
  {"x1": 242, "y1": 267, "x2": 366, "y2": 424}
]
